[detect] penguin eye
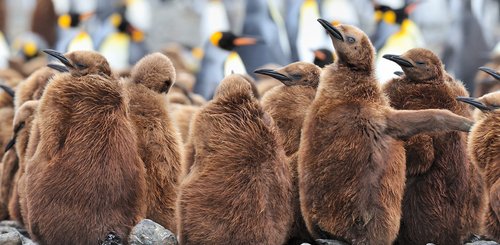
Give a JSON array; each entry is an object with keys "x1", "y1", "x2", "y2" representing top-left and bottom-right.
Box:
[
  {"x1": 289, "y1": 73, "x2": 303, "y2": 81},
  {"x1": 347, "y1": 37, "x2": 356, "y2": 43},
  {"x1": 415, "y1": 61, "x2": 425, "y2": 65},
  {"x1": 75, "y1": 63, "x2": 88, "y2": 69}
]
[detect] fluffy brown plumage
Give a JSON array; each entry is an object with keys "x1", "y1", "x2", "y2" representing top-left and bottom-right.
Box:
[
  {"x1": 125, "y1": 52, "x2": 182, "y2": 232},
  {"x1": 298, "y1": 20, "x2": 474, "y2": 244},
  {"x1": 7, "y1": 100, "x2": 38, "y2": 223},
  {"x1": 3, "y1": 67, "x2": 54, "y2": 224},
  {"x1": 473, "y1": 55, "x2": 500, "y2": 97},
  {"x1": 383, "y1": 48, "x2": 485, "y2": 244},
  {"x1": 177, "y1": 74, "x2": 293, "y2": 245},
  {"x1": 257, "y1": 61, "x2": 321, "y2": 244},
  {"x1": 14, "y1": 67, "x2": 54, "y2": 110},
  {"x1": 0, "y1": 149, "x2": 17, "y2": 220},
  {"x1": 459, "y1": 89, "x2": 500, "y2": 241},
  {"x1": 169, "y1": 104, "x2": 199, "y2": 144},
  {"x1": 24, "y1": 50, "x2": 146, "y2": 245},
  {"x1": 0, "y1": 79, "x2": 17, "y2": 162}
]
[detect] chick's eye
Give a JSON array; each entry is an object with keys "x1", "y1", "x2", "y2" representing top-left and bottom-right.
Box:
[
  {"x1": 75, "y1": 63, "x2": 87, "y2": 69},
  {"x1": 415, "y1": 61, "x2": 425, "y2": 65},
  {"x1": 347, "y1": 37, "x2": 356, "y2": 43}
]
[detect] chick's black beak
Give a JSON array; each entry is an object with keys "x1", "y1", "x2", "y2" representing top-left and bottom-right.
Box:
[
  {"x1": 0, "y1": 83, "x2": 15, "y2": 97},
  {"x1": 254, "y1": 69, "x2": 293, "y2": 86},
  {"x1": 479, "y1": 66, "x2": 500, "y2": 80},
  {"x1": 456, "y1": 96, "x2": 492, "y2": 112},
  {"x1": 383, "y1": 54, "x2": 414, "y2": 68},
  {"x1": 4, "y1": 122, "x2": 25, "y2": 153},
  {"x1": 43, "y1": 49, "x2": 74, "y2": 68},
  {"x1": 394, "y1": 71, "x2": 404, "y2": 76},
  {"x1": 317, "y1": 19, "x2": 344, "y2": 42},
  {"x1": 48, "y1": 64, "x2": 69, "y2": 73}
]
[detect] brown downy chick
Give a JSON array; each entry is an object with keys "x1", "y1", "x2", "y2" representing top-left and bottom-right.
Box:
[
  {"x1": 298, "y1": 20, "x2": 474, "y2": 245},
  {"x1": 255, "y1": 61, "x2": 321, "y2": 244},
  {"x1": 0, "y1": 83, "x2": 15, "y2": 161},
  {"x1": 6, "y1": 100, "x2": 38, "y2": 224},
  {"x1": 24, "y1": 49, "x2": 146, "y2": 245},
  {"x1": 473, "y1": 55, "x2": 500, "y2": 97},
  {"x1": 177, "y1": 74, "x2": 293, "y2": 245},
  {"x1": 125, "y1": 52, "x2": 182, "y2": 232},
  {"x1": 458, "y1": 69, "x2": 500, "y2": 240},
  {"x1": 0, "y1": 146, "x2": 17, "y2": 220},
  {"x1": 4, "y1": 67, "x2": 55, "y2": 224},
  {"x1": 169, "y1": 103, "x2": 199, "y2": 145},
  {"x1": 0, "y1": 85, "x2": 18, "y2": 219},
  {"x1": 14, "y1": 67, "x2": 56, "y2": 109},
  {"x1": 383, "y1": 48, "x2": 484, "y2": 244}
]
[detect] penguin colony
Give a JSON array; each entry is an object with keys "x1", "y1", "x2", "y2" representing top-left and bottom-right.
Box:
[{"x1": 0, "y1": 19, "x2": 498, "y2": 245}]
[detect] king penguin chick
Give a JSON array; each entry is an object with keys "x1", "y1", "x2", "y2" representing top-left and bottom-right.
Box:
[
  {"x1": 124, "y1": 52, "x2": 182, "y2": 232},
  {"x1": 3, "y1": 67, "x2": 56, "y2": 224},
  {"x1": 24, "y1": 49, "x2": 146, "y2": 245},
  {"x1": 7, "y1": 100, "x2": 39, "y2": 224},
  {"x1": 177, "y1": 74, "x2": 293, "y2": 245},
  {"x1": 474, "y1": 58, "x2": 500, "y2": 97},
  {"x1": 298, "y1": 20, "x2": 474, "y2": 244},
  {"x1": 255, "y1": 61, "x2": 320, "y2": 244},
  {"x1": 458, "y1": 67, "x2": 500, "y2": 240},
  {"x1": 383, "y1": 48, "x2": 484, "y2": 244},
  {"x1": 0, "y1": 82, "x2": 15, "y2": 160},
  {"x1": 14, "y1": 66, "x2": 56, "y2": 110}
]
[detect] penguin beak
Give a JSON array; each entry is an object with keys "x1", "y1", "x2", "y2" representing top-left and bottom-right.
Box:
[
  {"x1": 479, "y1": 66, "x2": 500, "y2": 80},
  {"x1": 4, "y1": 122, "x2": 25, "y2": 153},
  {"x1": 43, "y1": 49, "x2": 74, "y2": 69},
  {"x1": 313, "y1": 50, "x2": 326, "y2": 61},
  {"x1": 233, "y1": 37, "x2": 259, "y2": 47},
  {"x1": 456, "y1": 97, "x2": 493, "y2": 112},
  {"x1": 394, "y1": 71, "x2": 404, "y2": 76},
  {"x1": 254, "y1": 69, "x2": 293, "y2": 86},
  {"x1": 317, "y1": 19, "x2": 344, "y2": 42},
  {"x1": 4, "y1": 138, "x2": 15, "y2": 153},
  {"x1": 47, "y1": 64, "x2": 69, "y2": 73},
  {"x1": 383, "y1": 54, "x2": 414, "y2": 68},
  {"x1": 0, "y1": 83, "x2": 15, "y2": 97}
]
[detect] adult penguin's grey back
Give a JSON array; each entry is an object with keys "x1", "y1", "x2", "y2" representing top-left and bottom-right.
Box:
[
  {"x1": 236, "y1": 0, "x2": 290, "y2": 77},
  {"x1": 193, "y1": 41, "x2": 228, "y2": 99}
]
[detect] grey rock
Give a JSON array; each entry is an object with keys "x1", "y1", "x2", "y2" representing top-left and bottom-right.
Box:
[
  {"x1": 20, "y1": 236, "x2": 37, "y2": 245},
  {"x1": 0, "y1": 231, "x2": 22, "y2": 245},
  {"x1": 129, "y1": 219, "x2": 177, "y2": 245},
  {"x1": 0, "y1": 226, "x2": 19, "y2": 234},
  {"x1": 0, "y1": 221, "x2": 23, "y2": 229},
  {"x1": 466, "y1": 241, "x2": 499, "y2": 245},
  {"x1": 316, "y1": 239, "x2": 350, "y2": 245}
]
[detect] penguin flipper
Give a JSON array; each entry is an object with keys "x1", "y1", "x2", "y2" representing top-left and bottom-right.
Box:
[{"x1": 386, "y1": 109, "x2": 473, "y2": 140}]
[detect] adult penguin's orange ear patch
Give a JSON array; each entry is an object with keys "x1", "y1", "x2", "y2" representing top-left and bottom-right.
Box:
[{"x1": 210, "y1": 32, "x2": 223, "y2": 47}]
